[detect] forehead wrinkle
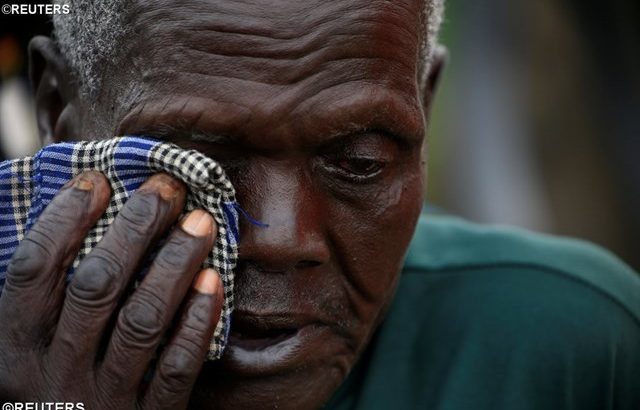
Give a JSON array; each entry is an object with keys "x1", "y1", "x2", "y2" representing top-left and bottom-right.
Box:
[
  {"x1": 130, "y1": 0, "x2": 421, "y2": 86},
  {"x1": 134, "y1": 0, "x2": 379, "y2": 38},
  {"x1": 168, "y1": 54, "x2": 410, "y2": 91},
  {"x1": 176, "y1": 21, "x2": 417, "y2": 86}
]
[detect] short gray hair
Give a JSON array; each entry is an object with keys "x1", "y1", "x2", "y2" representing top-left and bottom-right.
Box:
[
  {"x1": 52, "y1": 0, "x2": 130, "y2": 99},
  {"x1": 53, "y1": 0, "x2": 444, "y2": 99}
]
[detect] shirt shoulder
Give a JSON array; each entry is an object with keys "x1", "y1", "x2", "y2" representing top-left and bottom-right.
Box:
[
  {"x1": 327, "y1": 214, "x2": 640, "y2": 410},
  {"x1": 403, "y1": 213, "x2": 640, "y2": 324}
]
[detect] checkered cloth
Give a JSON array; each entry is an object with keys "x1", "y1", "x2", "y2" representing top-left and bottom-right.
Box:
[{"x1": 0, "y1": 136, "x2": 239, "y2": 360}]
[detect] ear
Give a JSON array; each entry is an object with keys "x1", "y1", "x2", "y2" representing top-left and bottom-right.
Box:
[
  {"x1": 28, "y1": 35, "x2": 81, "y2": 145},
  {"x1": 420, "y1": 45, "x2": 447, "y2": 121}
]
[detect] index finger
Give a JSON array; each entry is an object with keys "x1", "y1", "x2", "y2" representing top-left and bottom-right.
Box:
[{"x1": 0, "y1": 171, "x2": 111, "y2": 343}]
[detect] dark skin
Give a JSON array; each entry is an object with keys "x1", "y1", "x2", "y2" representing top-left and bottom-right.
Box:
[{"x1": 0, "y1": 0, "x2": 445, "y2": 408}]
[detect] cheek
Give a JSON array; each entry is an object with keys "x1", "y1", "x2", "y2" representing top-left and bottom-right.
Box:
[{"x1": 328, "y1": 167, "x2": 424, "y2": 313}]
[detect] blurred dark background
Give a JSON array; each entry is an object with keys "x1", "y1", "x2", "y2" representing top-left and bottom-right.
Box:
[
  {"x1": 0, "y1": 2, "x2": 51, "y2": 160},
  {"x1": 1, "y1": 1, "x2": 639, "y2": 270},
  {"x1": 429, "y1": 0, "x2": 639, "y2": 270}
]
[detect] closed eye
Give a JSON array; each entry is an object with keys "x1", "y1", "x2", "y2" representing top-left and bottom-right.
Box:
[
  {"x1": 324, "y1": 157, "x2": 386, "y2": 182},
  {"x1": 315, "y1": 132, "x2": 398, "y2": 184}
]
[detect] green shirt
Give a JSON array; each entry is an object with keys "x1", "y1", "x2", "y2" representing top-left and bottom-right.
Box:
[{"x1": 327, "y1": 214, "x2": 640, "y2": 410}]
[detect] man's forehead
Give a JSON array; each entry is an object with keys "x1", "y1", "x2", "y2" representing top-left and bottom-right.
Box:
[
  {"x1": 112, "y1": 0, "x2": 426, "y2": 147},
  {"x1": 127, "y1": 0, "x2": 424, "y2": 69}
]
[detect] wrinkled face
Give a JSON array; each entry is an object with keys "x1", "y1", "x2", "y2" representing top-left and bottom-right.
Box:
[{"x1": 80, "y1": 0, "x2": 427, "y2": 408}]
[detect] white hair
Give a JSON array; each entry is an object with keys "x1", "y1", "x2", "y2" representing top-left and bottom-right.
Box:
[
  {"x1": 420, "y1": 0, "x2": 445, "y2": 89},
  {"x1": 52, "y1": 0, "x2": 130, "y2": 99},
  {"x1": 53, "y1": 0, "x2": 444, "y2": 99}
]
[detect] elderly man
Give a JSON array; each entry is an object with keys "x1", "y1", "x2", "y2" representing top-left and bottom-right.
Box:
[{"x1": 0, "y1": 0, "x2": 638, "y2": 409}]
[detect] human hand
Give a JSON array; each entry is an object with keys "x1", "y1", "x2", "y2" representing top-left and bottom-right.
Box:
[{"x1": 0, "y1": 171, "x2": 223, "y2": 409}]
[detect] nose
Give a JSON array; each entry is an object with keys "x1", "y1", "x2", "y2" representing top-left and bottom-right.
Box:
[{"x1": 236, "y1": 161, "x2": 330, "y2": 273}]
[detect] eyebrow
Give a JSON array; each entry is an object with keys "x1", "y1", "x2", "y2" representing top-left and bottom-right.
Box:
[
  {"x1": 189, "y1": 132, "x2": 233, "y2": 145},
  {"x1": 138, "y1": 122, "x2": 417, "y2": 155},
  {"x1": 134, "y1": 124, "x2": 233, "y2": 146},
  {"x1": 124, "y1": 88, "x2": 425, "y2": 149},
  {"x1": 291, "y1": 88, "x2": 426, "y2": 146}
]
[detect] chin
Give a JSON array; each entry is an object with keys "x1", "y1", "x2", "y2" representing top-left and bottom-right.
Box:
[
  {"x1": 189, "y1": 325, "x2": 356, "y2": 409},
  {"x1": 195, "y1": 374, "x2": 343, "y2": 409},
  {"x1": 190, "y1": 360, "x2": 348, "y2": 410}
]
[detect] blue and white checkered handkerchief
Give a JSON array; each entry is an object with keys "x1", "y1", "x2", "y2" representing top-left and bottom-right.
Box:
[{"x1": 0, "y1": 136, "x2": 239, "y2": 360}]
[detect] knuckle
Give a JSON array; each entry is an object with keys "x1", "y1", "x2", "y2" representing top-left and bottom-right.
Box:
[
  {"x1": 117, "y1": 192, "x2": 162, "y2": 239},
  {"x1": 153, "y1": 236, "x2": 194, "y2": 273},
  {"x1": 156, "y1": 345, "x2": 201, "y2": 393},
  {"x1": 6, "y1": 237, "x2": 52, "y2": 285},
  {"x1": 4, "y1": 186, "x2": 96, "y2": 287},
  {"x1": 28, "y1": 222, "x2": 59, "y2": 251},
  {"x1": 52, "y1": 324, "x2": 83, "y2": 355},
  {"x1": 116, "y1": 292, "x2": 166, "y2": 346},
  {"x1": 68, "y1": 249, "x2": 122, "y2": 305},
  {"x1": 183, "y1": 300, "x2": 213, "y2": 334}
]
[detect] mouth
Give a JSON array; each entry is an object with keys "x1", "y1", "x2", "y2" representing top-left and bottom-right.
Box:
[
  {"x1": 228, "y1": 320, "x2": 299, "y2": 351},
  {"x1": 222, "y1": 311, "x2": 325, "y2": 376}
]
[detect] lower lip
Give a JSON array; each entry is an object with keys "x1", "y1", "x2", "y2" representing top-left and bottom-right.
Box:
[{"x1": 222, "y1": 325, "x2": 324, "y2": 376}]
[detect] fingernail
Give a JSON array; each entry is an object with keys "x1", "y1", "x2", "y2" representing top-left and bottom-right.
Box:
[
  {"x1": 144, "y1": 173, "x2": 182, "y2": 201},
  {"x1": 74, "y1": 175, "x2": 94, "y2": 191},
  {"x1": 194, "y1": 268, "x2": 220, "y2": 295},
  {"x1": 181, "y1": 210, "x2": 214, "y2": 237},
  {"x1": 64, "y1": 172, "x2": 101, "y2": 191}
]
